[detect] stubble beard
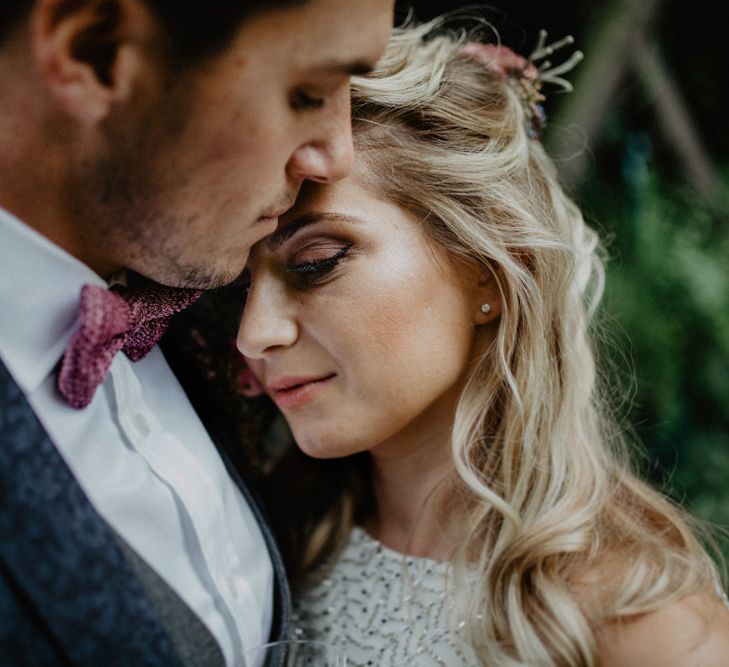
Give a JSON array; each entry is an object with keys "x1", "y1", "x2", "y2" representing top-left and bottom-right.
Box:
[{"x1": 65, "y1": 84, "x2": 238, "y2": 289}]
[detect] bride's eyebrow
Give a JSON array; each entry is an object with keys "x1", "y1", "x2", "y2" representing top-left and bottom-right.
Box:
[{"x1": 265, "y1": 212, "x2": 362, "y2": 251}]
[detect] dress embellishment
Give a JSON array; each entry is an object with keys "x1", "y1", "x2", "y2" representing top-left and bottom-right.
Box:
[{"x1": 292, "y1": 527, "x2": 479, "y2": 666}]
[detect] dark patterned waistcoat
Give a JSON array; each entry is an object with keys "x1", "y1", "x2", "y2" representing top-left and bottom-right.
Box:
[{"x1": 0, "y1": 352, "x2": 291, "y2": 666}]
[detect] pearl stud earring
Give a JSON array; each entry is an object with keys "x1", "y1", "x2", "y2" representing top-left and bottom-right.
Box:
[{"x1": 480, "y1": 303, "x2": 491, "y2": 314}]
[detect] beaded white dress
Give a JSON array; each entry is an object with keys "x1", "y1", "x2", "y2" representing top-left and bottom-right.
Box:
[{"x1": 292, "y1": 527, "x2": 479, "y2": 666}]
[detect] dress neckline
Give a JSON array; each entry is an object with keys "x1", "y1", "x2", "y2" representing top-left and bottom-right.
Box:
[{"x1": 349, "y1": 526, "x2": 449, "y2": 569}]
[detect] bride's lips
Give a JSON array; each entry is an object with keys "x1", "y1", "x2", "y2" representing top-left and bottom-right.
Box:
[{"x1": 268, "y1": 374, "x2": 336, "y2": 408}]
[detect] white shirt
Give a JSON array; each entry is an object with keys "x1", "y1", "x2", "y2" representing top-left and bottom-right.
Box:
[{"x1": 0, "y1": 207, "x2": 273, "y2": 666}]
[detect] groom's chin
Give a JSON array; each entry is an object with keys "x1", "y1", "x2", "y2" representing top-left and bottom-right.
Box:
[{"x1": 136, "y1": 256, "x2": 249, "y2": 291}]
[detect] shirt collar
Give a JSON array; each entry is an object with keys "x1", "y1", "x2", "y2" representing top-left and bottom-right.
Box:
[{"x1": 0, "y1": 206, "x2": 106, "y2": 394}]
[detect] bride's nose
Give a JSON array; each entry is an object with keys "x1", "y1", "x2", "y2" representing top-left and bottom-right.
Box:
[{"x1": 236, "y1": 278, "x2": 298, "y2": 359}]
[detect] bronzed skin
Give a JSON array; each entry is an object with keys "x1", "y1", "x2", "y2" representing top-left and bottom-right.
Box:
[{"x1": 238, "y1": 174, "x2": 498, "y2": 557}]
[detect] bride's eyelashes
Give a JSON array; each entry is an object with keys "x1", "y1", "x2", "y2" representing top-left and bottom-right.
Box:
[
  {"x1": 240, "y1": 240, "x2": 354, "y2": 300},
  {"x1": 286, "y1": 242, "x2": 353, "y2": 287}
]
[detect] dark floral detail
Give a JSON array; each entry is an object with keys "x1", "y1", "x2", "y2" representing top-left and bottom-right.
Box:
[
  {"x1": 176, "y1": 307, "x2": 280, "y2": 474},
  {"x1": 230, "y1": 341, "x2": 266, "y2": 397},
  {"x1": 186, "y1": 330, "x2": 264, "y2": 398}
]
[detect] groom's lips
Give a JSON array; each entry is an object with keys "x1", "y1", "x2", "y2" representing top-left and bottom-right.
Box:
[
  {"x1": 256, "y1": 214, "x2": 281, "y2": 227},
  {"x1": 268, "y1": 374, "x2": 336, "y2": 408},
  {"x1": 257, "y1": 202, "x2": 295, "y2": 225}
]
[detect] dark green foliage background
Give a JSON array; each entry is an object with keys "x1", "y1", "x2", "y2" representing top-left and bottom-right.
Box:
[{"x1": 583, "y1": 141, "x2": 729, "y2": 543}]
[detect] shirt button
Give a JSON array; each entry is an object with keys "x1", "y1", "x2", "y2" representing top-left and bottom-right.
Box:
[
  {"x1": 226, "y1": 572, "x2": 251, "y2": 602},
  {"x1": 133, "y1": 412, "x2": 151, "y2": 436}
]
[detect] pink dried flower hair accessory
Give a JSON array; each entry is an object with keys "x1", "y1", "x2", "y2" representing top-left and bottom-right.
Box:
[
  {"x1": 457, "y1": 30, "x2": 583, "y2": 139},
  {"x1": 457, "y1": 43, "x2": 539, "y2": 81}
]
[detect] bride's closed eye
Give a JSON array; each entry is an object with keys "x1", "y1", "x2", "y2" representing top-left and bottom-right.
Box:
[{"x1": 287, "y1": 241, "x2": 353, "y2": 288}]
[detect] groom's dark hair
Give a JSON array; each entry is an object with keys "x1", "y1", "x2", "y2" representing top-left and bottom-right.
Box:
[{"x1": 0, "y1": 1, "x2": 308, "y2": 59}]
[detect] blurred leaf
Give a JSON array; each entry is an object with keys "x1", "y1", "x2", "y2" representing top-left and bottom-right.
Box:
[{"x1": 582, "y1": 134, "x2": 729, "y2": 557}]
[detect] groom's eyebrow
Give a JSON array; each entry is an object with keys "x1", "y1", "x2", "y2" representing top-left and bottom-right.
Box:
[{"x1": 265, "y1": 212, "x2": 361, "y2": 250}]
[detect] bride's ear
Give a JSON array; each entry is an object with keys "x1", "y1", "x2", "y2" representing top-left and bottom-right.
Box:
[{"x1": 474, "y1": 267, "x2": 502, "y2": 325}]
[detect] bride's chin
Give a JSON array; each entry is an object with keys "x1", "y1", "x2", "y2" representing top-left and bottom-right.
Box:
[
  {"x1": 296, "y1": 441, "x2": 343, "y2": 460},
  {"x1": 294, "y1": 433, "x2": 364, "y2": 460}
]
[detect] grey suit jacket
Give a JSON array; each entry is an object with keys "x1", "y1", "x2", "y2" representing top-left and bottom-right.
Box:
[{"x1": 0, "y1": 346, "x2": 291, "y2": 666}]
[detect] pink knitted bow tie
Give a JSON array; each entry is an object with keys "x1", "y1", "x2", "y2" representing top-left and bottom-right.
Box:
[{"x1": 58, "y1": 282, "x2": 202, "y2": 409}]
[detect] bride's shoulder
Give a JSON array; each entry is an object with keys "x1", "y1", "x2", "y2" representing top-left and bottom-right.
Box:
[
  {"x1": 570, "y1": 551, "x2": 729, "y2": 666},
  {"x1": 596, "y1": 591, "x2": 729, "y2": 667}
]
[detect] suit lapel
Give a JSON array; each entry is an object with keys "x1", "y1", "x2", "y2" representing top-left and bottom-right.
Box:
[{"x1": 0, "y1": 358, "x2": 182, "y2": 666}]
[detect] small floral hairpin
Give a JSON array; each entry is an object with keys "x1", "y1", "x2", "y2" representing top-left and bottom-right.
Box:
[{"x1": 457, "y1": 30, "x2": 584, "y2": 139}]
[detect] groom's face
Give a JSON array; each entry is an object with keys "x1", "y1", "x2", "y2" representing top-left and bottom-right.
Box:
[{"x1": 72, "y1": 0, "x2": 393, "y2": 288}]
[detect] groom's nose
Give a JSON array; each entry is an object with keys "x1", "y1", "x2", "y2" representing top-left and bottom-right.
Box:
[{"x1": 286, "y1": 86, "x2": 354, "y2": 186}]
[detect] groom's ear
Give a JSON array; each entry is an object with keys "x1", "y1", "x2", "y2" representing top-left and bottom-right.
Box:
[{"x1": 31, "y1": 0, "x2": 164, "y2": 124}]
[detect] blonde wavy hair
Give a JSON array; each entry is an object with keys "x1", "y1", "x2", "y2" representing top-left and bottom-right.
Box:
[{"x1": 266, "y1": 18, "x2": 722, "y2": 667}]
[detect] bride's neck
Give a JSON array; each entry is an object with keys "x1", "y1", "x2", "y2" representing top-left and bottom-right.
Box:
[{"x1": 365, "y1": 428, "x2": 455, "y2": 561}]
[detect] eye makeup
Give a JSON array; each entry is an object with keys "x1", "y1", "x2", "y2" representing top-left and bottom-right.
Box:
[
  {"x1": 286, "y1": 242, "x2": 353, "y2": 288},
  {"x1": 287, "y1": 242, "x2": 353, "y2": 275}
]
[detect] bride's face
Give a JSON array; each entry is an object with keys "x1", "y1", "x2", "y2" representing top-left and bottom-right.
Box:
[{"x1": 237, "y1": 174, "x2": 488, "y2": 459}]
